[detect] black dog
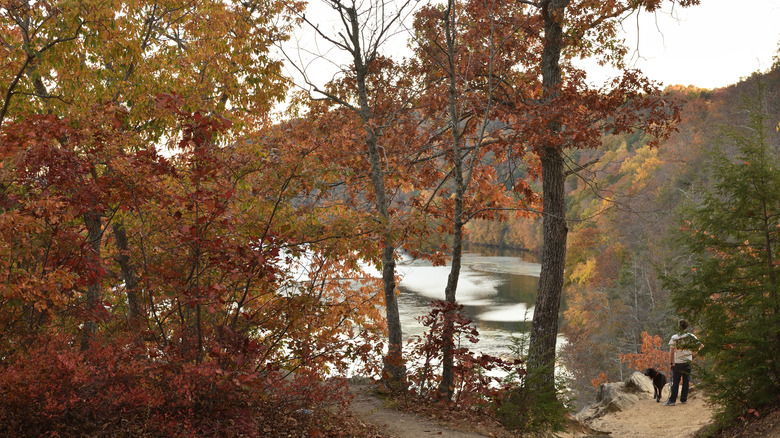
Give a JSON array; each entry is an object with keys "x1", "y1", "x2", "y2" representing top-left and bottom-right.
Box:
[{"x1": 644, "y1": 368, "x2": 668, "y2": 402}]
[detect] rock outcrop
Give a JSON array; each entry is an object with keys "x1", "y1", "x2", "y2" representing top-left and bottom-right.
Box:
[{"x1": 575, "y1": 371, "x2": 655, "y2": 421}]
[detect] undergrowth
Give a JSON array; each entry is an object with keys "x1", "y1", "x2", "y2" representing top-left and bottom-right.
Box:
[
  {"x1": 0, "y1": 333, "x2": 370, "y2": 437},
  {"x1": 397, "y1": 300, "x2": 569, "y2": 436}
]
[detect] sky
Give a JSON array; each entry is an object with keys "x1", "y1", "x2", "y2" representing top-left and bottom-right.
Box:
[
  {"x1": 580, "y1": 0, "x2": 780, "y2": 89},
  {"x1": 282, "y1": 0, "x2": 780, "y2": 103}
]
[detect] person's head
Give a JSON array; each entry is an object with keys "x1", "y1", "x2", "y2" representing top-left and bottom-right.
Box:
[{"x1": 678, "y1": 319, "x2": 689, "y2": 331}]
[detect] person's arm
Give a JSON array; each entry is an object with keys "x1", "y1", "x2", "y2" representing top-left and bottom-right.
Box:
[{"x1": 669, "y1": 345, "x2": 676, "y2": 368}]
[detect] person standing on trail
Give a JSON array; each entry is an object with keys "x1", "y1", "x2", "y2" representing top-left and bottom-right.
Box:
[{"x1": 665, "y1": 319, "x2": 700, "y2": 406}]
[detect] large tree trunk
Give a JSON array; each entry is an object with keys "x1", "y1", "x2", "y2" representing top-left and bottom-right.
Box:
[
  {"x1": 527, "y1": 146, "x2": 567, "y2": 387},
  {"x1": 527, "y1": 0, "x2": 568, "y2": 396}
]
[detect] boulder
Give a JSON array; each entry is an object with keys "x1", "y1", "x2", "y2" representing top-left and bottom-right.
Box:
[
  {"x1": 575, "y1": 372, "x2": 654, "y2": 421},
  {"x1": 595, "y1": 381, "x2": 622, "y2": 404},
  {"x1": 604, "y1": 392, "x2": 639, "y2": 413},
  {"x1": 625, "y1": 371, "x2": 654, "y2": 394}
]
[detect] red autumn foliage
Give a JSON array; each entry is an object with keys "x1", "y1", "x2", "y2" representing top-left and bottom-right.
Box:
[
  {"x1": 0, "y1": 99, "x2": 380, "y2": 436},
  {"x1": 0, "y1": 334, "x2": 353, "y2": 437}
]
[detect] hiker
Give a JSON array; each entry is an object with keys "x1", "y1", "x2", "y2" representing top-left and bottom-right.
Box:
[{"x1": 665, "y1": 319, "x2": 700, "y2": 406}]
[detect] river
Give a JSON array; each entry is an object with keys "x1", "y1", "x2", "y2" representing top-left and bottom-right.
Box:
[{"x1": 396, "y1": 245, "x2": 548, "y2": 358}]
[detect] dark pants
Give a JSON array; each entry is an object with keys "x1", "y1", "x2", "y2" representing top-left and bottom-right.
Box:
[{"x1": 669, "y1": 362, "x2": 691, "y2": 403}]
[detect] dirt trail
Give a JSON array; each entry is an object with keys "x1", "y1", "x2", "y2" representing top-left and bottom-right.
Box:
[
  {"x1": 582, "y1": 390, "x2": 714, "y2": 438},
  {"x1": 348, "y1": 381, "x2": 488, "y2": 437},
  {"x1": 348, "y1": 381, "x2": 715, "y2": 438}
]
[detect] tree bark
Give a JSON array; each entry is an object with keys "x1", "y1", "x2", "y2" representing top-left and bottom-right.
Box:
[
  {"x1": 439, "y1": 207, "x2": 463, "y2": 398},
  {"x1": 439, "y1": 0, "x2": 464, "y2": 399},
  {"x1": 112, "y1": 221, "x2": 143, "y2": 330},
  {"x1": 345, "y1": 5, "x2": 406, "y2": 389},
  {"x1": 527, "y1": 0, "x2": 569, "y2": 394},
  {"x1": 80, "y1": 211, "x2": 103, "y2": 350},
  {"x1": 527, "y1": 146, "x2": 567, "y2": 387}
]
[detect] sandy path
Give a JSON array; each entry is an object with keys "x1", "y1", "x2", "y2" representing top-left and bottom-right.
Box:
[
  {"x1": 348, "y1": 379, "x2": 715, "y2": 438},
  {"x1": 348, "y1": 382, "x2": 489, "y2": 438},
  {"x1": 585, "y1": 390, "x2": 714, "y2": 438}
]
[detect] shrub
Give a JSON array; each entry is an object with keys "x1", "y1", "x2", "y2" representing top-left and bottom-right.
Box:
[
  {"x1": 0, "y1": 334, "x2": 350, "y2": 437},
  {"x1": 405, "y1": 300, "x2": 523, "y2": 409}
]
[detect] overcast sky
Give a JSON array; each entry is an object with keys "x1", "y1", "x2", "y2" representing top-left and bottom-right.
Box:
[
  {"x1": 581, "y1": 0, "x2": 780, "y2": 89},
  {"x1": 283, "y1": 0, "x2": 780, "y2": 97}
]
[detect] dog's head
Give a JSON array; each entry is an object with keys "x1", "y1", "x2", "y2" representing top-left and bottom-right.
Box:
[{"x1": 644, "y1": 368, "x2": 658, "y2": 378}]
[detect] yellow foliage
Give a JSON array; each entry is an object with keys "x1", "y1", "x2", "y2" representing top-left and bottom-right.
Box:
[
  {"x1": 569, "y1": 259, "x2": 596, "y2": 285},
  {"x1": 618, "y1": 145, "x2": 660, "y2": 185}
]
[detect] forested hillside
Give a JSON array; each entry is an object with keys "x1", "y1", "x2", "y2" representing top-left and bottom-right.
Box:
[{"x1": 556, "y1": 65, "x2": 780, "y2": 412}]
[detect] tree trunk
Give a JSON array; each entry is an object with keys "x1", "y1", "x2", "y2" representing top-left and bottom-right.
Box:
[
  {"x1": 112, "y1": 221, "x2": 143, "y2": 330},
  {"x1": 80, "y1": 211, "x2": 103, "y2": 350},
  {"x1": 370, "y1": 135, "x2": 405, "y2": 388},
  {"x1": 527, "y1": 0, "x2": 568, "y2": 395},
  {"x1": 439, "y1": 208, "x2": 463, "y2": 399},
  {"x1": 439, "y1": 0, "x2": 464, "y2": 399},
  {"x1": 527, "y1": 146, "x2": 567, "y2": 387},
  {"x1": 380, "y1": 243, "x2": 405, "y2": 388},
  {"x1": 345, "y1": 5, "x2": 405, "y2": 389}
]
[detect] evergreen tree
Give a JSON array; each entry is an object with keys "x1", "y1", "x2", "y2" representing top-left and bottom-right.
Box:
[{"x1": 664, "y1": 76, "x2": 780, "y2": 425}]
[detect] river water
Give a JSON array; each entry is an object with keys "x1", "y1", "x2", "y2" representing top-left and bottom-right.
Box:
[{"x1": 396, "y1": 245, "x2": 544, "y2": 358}]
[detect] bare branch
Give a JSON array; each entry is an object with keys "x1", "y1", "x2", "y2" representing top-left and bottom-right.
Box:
[{"x1": 564, "y1": 157, "x2": 600, "y2": 176}]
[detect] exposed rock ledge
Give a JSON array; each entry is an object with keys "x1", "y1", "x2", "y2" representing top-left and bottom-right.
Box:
[{"x1": 576, "y1": 371, "x2": 656, "y2": 422}]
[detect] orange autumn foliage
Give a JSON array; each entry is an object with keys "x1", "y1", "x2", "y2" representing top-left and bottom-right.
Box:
[
  {"x1": 619, "y1": 332, "x2": 669, "y2": 373},
  {"x1": 591, "y1": 372, "x2": 609, "y2": 388},
  {"x1": 589, "y1": 333, "x2": 668, "y2": 387}
]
